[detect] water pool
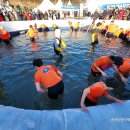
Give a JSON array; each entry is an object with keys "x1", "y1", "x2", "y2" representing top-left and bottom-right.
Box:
[{"x1": 0, "y1": 31, "x2": 130, "y2": 110}]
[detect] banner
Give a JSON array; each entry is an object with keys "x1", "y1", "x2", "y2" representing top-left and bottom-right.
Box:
[
  {"x1": 101, "y1": 3, "x2": 130, "y2": 10},
  {"x1": 62, "y1": 4, "x2": 80, "y2": 10}
]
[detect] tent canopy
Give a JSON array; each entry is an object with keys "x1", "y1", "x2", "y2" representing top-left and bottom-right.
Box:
[
  {"x1": 34, "y1": 0, "x2": 55, "y2": 12},
  {"x1": 52, "y1": 0, "x2": 63, "y2": 11}
]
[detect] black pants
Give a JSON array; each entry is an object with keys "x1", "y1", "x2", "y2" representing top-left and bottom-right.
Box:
[
  {"x1": 3, "y1": 39, "x2": 11, "y2": 44},
  {"x1": 30, "y1": 37, "x2": 35, "y2": 42},
  {"x1": 48, "y1": 81, "x2": 64, "y2": 99},
  {"x1": 91, "y1": 69, "x2": 101, "y2": 77},
  {"x1": 71, "y1": 26, "x2": 74, "y2": 31},
  {"x1": 53, "y1": 45, "x2": 63, "y2": 58},
  {"x1": 84, "y1": 97, "x2": 97, "y2": 106}
]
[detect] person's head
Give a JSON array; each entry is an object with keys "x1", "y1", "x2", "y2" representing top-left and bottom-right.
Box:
[
  {"x1": 34, "y1": 23, "x2": 37, "y2": 27},
  {"x1": 110, "y1": 55, "x2": 123, "y2": 67},
  {"x1": 110, "y1": 20, "x2": 114, "y2": 24},
  {"x1": 105, "y1": 77, "x2": 118, "y2": 90},
  {"x1": 55, "y1": 29, "x2": 61, "y2": 38},
  {"x1": 96, "y1": 22, "x2": 102, "y2": 27},
  {"x1": 33, "y1": 58, "x2": 43, "y2": 68},
  {"x1": 29, "y1": 25, "x2": 33, "y2": 28}
]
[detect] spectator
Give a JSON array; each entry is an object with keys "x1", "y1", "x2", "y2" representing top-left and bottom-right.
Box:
[
  {"x1": 118, "y1": 7, "x2": 125, "y2": 20},
  {"x1": 93, "y1": 9, "x2": 100, "y2": 21}
]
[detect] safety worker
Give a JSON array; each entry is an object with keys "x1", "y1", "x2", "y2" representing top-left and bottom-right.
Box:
[
  {"x1": 0, "y1": 26, "x2": 11, "y2": 44},
  {"x1": 117, "y1": 58, "x2": 130, "y2": 83},
  {"x1": 33, "y1": 58, "x2": 64, "y2": 99},
  {"x1": 91, "y1": 55, "x2": 123, "y2": 77},
  {"x1": 80, "y1": 77, "x2": 123, "y2": 111}
]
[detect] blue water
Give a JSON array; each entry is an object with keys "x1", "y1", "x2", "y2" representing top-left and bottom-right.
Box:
[{"x1": 0, "y1": 31, "x2": 130, "y2": 110}]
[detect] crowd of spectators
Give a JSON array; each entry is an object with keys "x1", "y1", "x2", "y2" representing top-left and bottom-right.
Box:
[
  {"x1": 92, "y1": 5, "x2": 130, "y2": 20},
  {"x1": 0, "y1": 0, "x2": 61, "y2": 22},
  {"x1": 0, "y1": 0, "x2": 130, "y2": 22}
]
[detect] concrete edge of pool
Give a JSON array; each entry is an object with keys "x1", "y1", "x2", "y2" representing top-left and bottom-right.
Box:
[{"x1": 0, "y1": 100, "x2": 130, "y2": 130}]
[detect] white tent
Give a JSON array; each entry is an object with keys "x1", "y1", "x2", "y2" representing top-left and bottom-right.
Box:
[
  {"x1": 54, "y1": 0, "x2": 63, "y2": 10},
  {"x1": 67, "y1": 0, "x2": 72, "y2": 6},
  {"x1": 66, "y1": 0, "x2": 73, "y2": 17},
  {"x1": 34, "y1": 0, "x2": 55, "y2": 12},
  {"x1": 61, "y1": 0, "x2": 79, "y2": 17},
  {"x1": 52, "y1": 0, "x2": 63, "y2": 17}
]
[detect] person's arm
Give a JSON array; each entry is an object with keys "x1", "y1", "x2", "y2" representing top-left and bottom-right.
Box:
[
  {"x1": 51, "y1": 65, "x2": 63, "y2": 78},
  {"x1": 57, "y1": 70, "x2": 63, "y2": 78},
  {"x1": 94, "y1": 63, "x2": 107, "y2": 77},
  {"x1": 105, "y1": 30, "x2": 109, "y2": 36},
  {"x1": 35, "y1": 82, "x2": 47, "y2": 93},
  {"x1": 80, "y1": 88, "x2": 90, "y2": 112},
  {"x1": 26, "y1": 30, "x2": 29, "y2": 36},
  {"x1": 104, "y1": 94, "x2": 124, "y2": 103},
  {"x1": 117, "y1": 71, "x2": 128, "y2": 83},
  {"x1": 112, "y1": 64, "x2": 128, "y2": 83},
  {"x1": 112, "y1": 64, "x2": 118, "y2": 71}
]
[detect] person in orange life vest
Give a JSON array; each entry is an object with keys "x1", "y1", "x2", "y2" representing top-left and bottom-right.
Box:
[
  {"x1": 33, "y1": 58, "x2": 64, "y2": 99},
  {"x1": 33, "y1": 23, "x2": 38, "y2": 38},
  {"x1": 117, "y1": 58, "x2": 130, "y2": 83},
  {"x1": 125, "y1": 29, "x2": 130, "y2": 42},
  {"x1": 33, "y1": 23, "x2": 38, "y2": 35},
  {"x1": 80, "y1": 77, "x2": 123, "y2": 111},
  {"x1": 0, "y1": 26, "x2": 11, "y2": 44},
  {"x1": 101, "y1": 25, "x2": 108, "y2": 35},
  {"x1": 91, "y1": 55, "x2": 123, "y2": 77}
]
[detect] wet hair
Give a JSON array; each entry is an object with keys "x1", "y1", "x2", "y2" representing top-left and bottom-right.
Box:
[
  {"x1": 105, "y1": 77, "x2": 118, "y2": 89},
  {"x1": 33, "y1": 58, "x2": 43, "y2": 67},
  {"x1": 110, "y1": 55, "x2": 123, "y2": 67}
]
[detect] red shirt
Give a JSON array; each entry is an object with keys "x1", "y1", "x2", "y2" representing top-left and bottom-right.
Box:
[
  {"x1": 0, "y1": 16, "x2": 4, "y2": 22},
  {"x1": 0, "y1": 31, "x2": 10, "y2": 40}
]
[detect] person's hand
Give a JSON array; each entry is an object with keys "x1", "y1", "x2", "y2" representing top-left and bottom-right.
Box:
[
  {"x1": 43, "y1": 89, "x2": 48, "y2": 93},
  {"x1": 81, "y1": 104, "x2": 88, "y2": 112},
  {"x1": 39, "y1": 89, "x2": 48, "y2": 93},
  {"x1": 121, "y1": 77, "x2": 128, "y2": 83},
  {"x1": 115, "y1": 99, "x2": 124, "y2": 103},
  {"x1": 102, "y1": 72, "x2": 107, "y2": 77}
]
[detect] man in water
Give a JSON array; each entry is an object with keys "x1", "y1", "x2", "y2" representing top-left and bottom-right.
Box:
[
  {"x1": 26, "y1": 25, "x2": 36, "y2": 43},
  {"x1": 91, "y1": 55, "x2": 123, "y2": 77},
  {"x1": 117, "y1": 58, "x2": 130, "y2": 83},
  {"x1": 53, "y1": 29, "x2": 66, "y2": 58},
  {"x1": 0, "y1": 26, "x2": 11, "y2": 44},
  {"x1": 33, "y1": 58, "x2": 64, "y2": 99},
  {"x1": 80, "y1": 77, "x2": 123, "y2": 111}
]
